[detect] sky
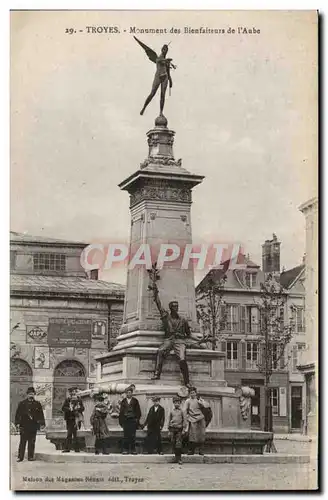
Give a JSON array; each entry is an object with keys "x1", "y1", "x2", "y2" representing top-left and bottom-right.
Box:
[{"x1": 10, "y1": 10, "x2": 318, "y2": 285}]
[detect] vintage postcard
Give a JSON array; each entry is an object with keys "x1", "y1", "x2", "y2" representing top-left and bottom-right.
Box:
[{"x1": 10, "y1": 10, "x2": 318, "y2": 491}]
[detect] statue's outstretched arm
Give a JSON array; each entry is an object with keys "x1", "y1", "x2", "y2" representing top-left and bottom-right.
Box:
[
  {"x1": 153, "y1": 285, "x2": 167, "y2": 318},
  {"x1": 148, "y1": 264, "x2": 167, "y2": 320}
]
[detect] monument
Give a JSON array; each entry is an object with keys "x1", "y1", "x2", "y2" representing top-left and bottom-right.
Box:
[{"x1": 47, "y1": 41, "x2": 272, "y2": 454}]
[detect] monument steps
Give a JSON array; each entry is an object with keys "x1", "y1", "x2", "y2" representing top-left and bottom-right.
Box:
[{"x1": 35, "y1": 451, "x2": 311, "y2": 465}]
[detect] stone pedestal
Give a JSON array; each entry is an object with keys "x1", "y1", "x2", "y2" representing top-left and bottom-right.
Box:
[
  {"x1": 91, "y1": 116, "x2": 252, "y2": 436},
  {"x1": 46, "y1": 116, "x2": 273, "y2": 454}
]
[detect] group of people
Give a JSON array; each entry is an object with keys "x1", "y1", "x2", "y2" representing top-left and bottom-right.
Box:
[
  {"x1": 90, "y1": 384, "x2": 210, "y2": 464},
  {"x1": 14, "y1": 384, "x2": 210, "y2": 464}
]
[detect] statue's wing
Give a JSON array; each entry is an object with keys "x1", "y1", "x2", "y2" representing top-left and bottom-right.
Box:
[{"x1": 134, "y1": 36, "x2": 157, "y2": 63}]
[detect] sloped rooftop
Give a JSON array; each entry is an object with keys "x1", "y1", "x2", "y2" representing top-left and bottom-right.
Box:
[
  {"x1": 10, "y1": 274, "x2": 125, "y2": 298},
  {"x1": 10, "y1": 231, "x2": 87, "y2": 247},
  {"x1": 280, "y1": 265, "x2": 305, "y2": 290}
]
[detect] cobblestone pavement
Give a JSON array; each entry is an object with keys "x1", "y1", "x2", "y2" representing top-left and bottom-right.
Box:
[
  {"x1": 268, "y1": 439, "x2": 316, "y2": 455},
  {"x1": 10, "y1": 436, "x2": 317, "y2": 491}
]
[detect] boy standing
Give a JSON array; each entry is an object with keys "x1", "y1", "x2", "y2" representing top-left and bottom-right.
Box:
[
  {"x1": 142, "y1": 396, "x2": 165, "y2": 454},
  {"x1": 168, "y1": 396, "x2": 187, "y2": 464},
  {"x1": 119, "y1": 385, "x2": 141, "y2": 454}
]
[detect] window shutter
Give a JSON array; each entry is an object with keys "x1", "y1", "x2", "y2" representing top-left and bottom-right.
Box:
[
  {"x1": 240, "y1": 306, "x2": 246, "y2": 333},
  {"x1": 219, "y1": 305, "x2": 226, "y2": 330},
  {"x1": 292, "y1": 344, "x2": 298, "y2": 371},
  {"x1": 260, "y1": 309, "x2": 264, "y2": 333},
  {"x1": 241, "y1": 341, "x2": 246, "y2": 369},
  {"x1": 279, "y1": 387, "x2": 287, "y2": 417},
  {"x1": 221, "y1": 341, "x2": 226, "y2": 369},
  {"x1": 279, "y1": 346, "x2": 286, "y2": 370},
  {"x1": 235, "y1": 305, "x2": 240, "y2": 325},
  {"x1": 254, "y1": 307, "x2": 260, "y2": 329},
  {"x1": 259, "y1": 343, "x2": 265, "y2": 367}
]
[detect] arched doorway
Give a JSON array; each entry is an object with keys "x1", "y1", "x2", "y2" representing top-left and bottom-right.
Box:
[
  {"x1": 10, "y1": 359, "x2": 33, "y2": 424},
  {"x1": 52, "y1": 360, "x2": 86, "y2": 418}
]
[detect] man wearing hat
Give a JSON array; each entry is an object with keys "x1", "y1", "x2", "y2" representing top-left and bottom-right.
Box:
[
  {"x1": 119, "y1": 385, "x2": 141, "y2": 454},
  {"x1": 15, "y1": 386, "x2": 45, "y2": 462},
  {"x1": 62, "y1": 387, "x2": 84, "y2": 453},
  {"x1": 141, "y1": 396, "x2": 165, "y2": 454}
]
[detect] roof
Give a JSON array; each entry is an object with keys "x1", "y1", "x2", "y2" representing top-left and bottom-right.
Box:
[
  {"x1": 245, "y1": 259, "x2": 260, "y2": 268},
  {"x1": 196, "y1": 266, "x2": 228, "y2": 292},
  {"x1": 10, "y1": 274, "x2": 125, "y2": 298},
  {"x1": 196, "y1": 254, "x2": 260, "y2": 292},
  {"x1": 280, "y1": 265, "x2": 305, "y2": 290},
  {"x1": 10, "y1": 231, "x2": 87, "y2": 248},
  {"x1": 299, "y1": 197, "x2": 318, "y2": 213}
]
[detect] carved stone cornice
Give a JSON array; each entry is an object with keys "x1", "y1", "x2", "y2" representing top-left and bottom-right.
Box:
[
  {"x1": 140, "y1": 156, "x2": 182, "y2": 170},
  {"x1": 130, "y1": 180, "x2": 192, "y2": 207},
  {"x1": 147, "y1": 133, "x2": 174, "y2": 148}
]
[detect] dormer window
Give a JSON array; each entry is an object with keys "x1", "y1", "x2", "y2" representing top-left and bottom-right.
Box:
[
  {"x1": 245, "y1": 272, "x2": 257, "y2": 288},
  {"x1": 33, "y1": 252, "x2": 66, "y2": 271}
]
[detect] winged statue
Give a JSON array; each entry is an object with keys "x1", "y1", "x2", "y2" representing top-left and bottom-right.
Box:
[{"x1": 134, "y1": 36, "x2": 177, "y2": 117}]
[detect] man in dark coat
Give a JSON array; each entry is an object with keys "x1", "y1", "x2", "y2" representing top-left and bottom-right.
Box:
[
  {"x1": 15, "y1": 386, "x2": 45, "y2": 462},
  {"x1": 62, "y1": 386, "x2": 84, "y2": 453},
  {"x1": 119, "y1": 385, "x2": 141, "y2": 454},
  {"x1": 142, "y1": 396, "x2": 165, "y2": 454}
]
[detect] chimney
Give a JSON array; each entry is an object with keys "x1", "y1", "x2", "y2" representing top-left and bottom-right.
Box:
[
  {"x1": 88, "y1": 269, "x2": 99, "y2": 280},
  {"x1": 262, "y1": 233, "x2": 281, "y2": 274}
]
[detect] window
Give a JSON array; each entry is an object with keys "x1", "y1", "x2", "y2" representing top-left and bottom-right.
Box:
[
  {"x1": 271, "y1": 342, "x2": 278, "y2": 370},
  {"x1": 226, "y1": 305, "x2": 239, "y2": 332},
  {"x1": 10, "y1": 251, "x2": 16, "y2": 270},
  {"x1": 270, "y1": 388, "x2": 279, "y2": 416},
  {"x1": 292, "y1": 343, "x2": 306, "y2": 372},
  {"x1": 245, "y1": 273, "x2": 257, "y2": 288},
  {"x1": 246, "y1": 342, "x2": 259, "y2": 370},
  {"x1": 33, "y1": 253, "x2": 66, "y2": 271},
  {"x1": 245, "y1": 306, "x2": 260, "y2": 333},
  {"x1": 226, "y1": 341, "x2": 238, "y2": 369},
  {"x1": 295, "y1": 307, "x2": 305, "y2": 333}
]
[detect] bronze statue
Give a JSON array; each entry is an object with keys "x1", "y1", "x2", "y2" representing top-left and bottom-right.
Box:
[
  {"x1": 134, "y1": 36, "x2": 177, "y2": 117},
  {"x1": 148, "y1": 264, "x2": 191, "y2": 387}
]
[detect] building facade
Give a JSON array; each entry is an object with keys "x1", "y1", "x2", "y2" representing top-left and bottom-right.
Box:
[
  {"x1": 297, "y1": 197, "x2": 318, "y2": 436},
  {"x1": 196, "y1": 235, "x2": 306, "y2": 433},
  {"x1": 10, "y1": 232, "x2": 124, "y2": 428}
]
